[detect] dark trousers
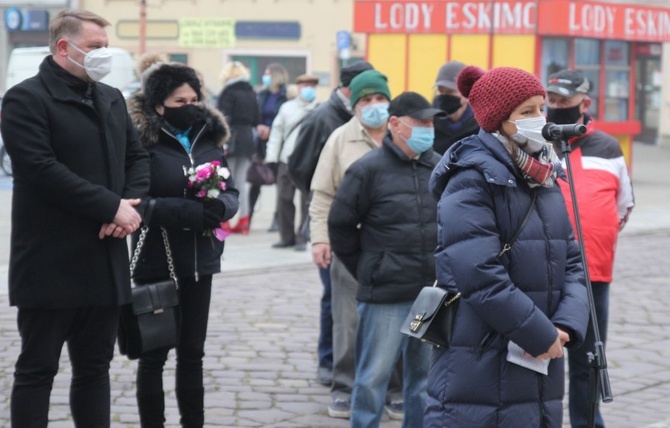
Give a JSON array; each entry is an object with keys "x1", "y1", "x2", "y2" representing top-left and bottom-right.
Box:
[
  {"x1": 276, "y1": 162, "x2": 308, "y2": 244},
  {"x1": 11, "y1": 305, "x2": 119, "y2": 428},
  {"x1": 569, "y1": 282, "x2": 610, "y2": 428},
  {"x1": 317, "y1": 266, "x2": 333, "y2": 369},
  {"x1": 136, "y1": 275, "x2": 213, "y2": 428}
]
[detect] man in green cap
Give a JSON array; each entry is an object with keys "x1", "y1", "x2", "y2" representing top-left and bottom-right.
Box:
[{"x1": 310, "y1": 69, "x2": 403, "y2": 419}]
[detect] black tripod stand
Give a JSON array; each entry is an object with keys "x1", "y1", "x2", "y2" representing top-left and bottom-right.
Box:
[{"x1": 552, "y1": 127, "x2": 614, "y2": 428}]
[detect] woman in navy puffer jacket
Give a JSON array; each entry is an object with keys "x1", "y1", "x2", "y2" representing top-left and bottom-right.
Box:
[{"x1": 425, "y1": 65, "x2": 590, "y2": 428}]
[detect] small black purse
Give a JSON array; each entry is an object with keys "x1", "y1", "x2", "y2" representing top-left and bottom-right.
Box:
[
  {"x1": 401, "y1": 189, "x2": 537, "y2": 348},
  {"x1": 400, "y1": 282, "x2": 461, "y2": 348},
  {"x1": 118, "y1": 227, "x2": 180, "y2": 360}
]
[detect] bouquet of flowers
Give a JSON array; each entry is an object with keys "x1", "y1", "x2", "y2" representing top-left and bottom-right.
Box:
[{"x1": 184, "y1": 160, "x2": 231, "y2": 241}]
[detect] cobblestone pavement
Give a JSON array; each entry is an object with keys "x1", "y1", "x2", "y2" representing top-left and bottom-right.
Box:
[
  {"x1": 0, "y1": 142, "x2": 669, "y2": 427},
  {"x1": 0, "y1": 230, "x2": 668, "y2": 427}
]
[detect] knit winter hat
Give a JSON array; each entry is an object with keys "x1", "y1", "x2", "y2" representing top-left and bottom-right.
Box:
[
  {"x1": 144, "y1": 62, "x2": 202, "y2": 109},
  {"x1": 458, "y1": 66, "x2": 546, "y2": 132},
  {"x1": 348, "y1": 70, "x2": 391, "y2": 108}
]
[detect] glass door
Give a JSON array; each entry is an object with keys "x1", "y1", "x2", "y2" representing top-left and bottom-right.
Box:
[{"x1": 635, "y1": 56, "x2": 662, "y2": 144}]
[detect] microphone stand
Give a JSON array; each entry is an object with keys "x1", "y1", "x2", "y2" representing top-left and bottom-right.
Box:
[{"x1": 559, "y1": 138, "x2": 613, "y2": 428}]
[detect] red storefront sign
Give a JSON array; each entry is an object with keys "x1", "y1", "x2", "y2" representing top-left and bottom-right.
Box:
[
  {"x1": 538, "y1": 0, "x2": 670, "y2": 42},
  {"x1": 353, "y1": 0, "x2": 538, "y2": 34},
  {"x1": 354, "y1": 0, "x2": 670, "y2": 41}
]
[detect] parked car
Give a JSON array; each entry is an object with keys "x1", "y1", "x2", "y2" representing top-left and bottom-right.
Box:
[
  {"x1": 0, "y1": 129, "x2": 11, "y2": 177},
  {"x1": 0, "y1": 95, "x2": 10, "y2": 177}
]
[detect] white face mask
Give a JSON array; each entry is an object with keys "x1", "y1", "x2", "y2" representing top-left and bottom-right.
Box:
[
  {"x1": 508, "y1": 116, "x2": 547, "y2": 154},
  {"x1": 67, "y1": 41, "x2": 112, "y2": 82}
]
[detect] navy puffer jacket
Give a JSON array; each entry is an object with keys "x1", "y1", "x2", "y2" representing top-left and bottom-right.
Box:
[{"x1": 424, "y1": 130, "x2": 589, "y2": 428}]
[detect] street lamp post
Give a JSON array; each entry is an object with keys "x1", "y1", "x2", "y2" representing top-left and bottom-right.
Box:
[{"x1": 139, "y1": 0, "x2": 146, "y2": 55}]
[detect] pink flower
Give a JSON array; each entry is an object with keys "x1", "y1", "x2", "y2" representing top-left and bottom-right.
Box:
[
  {"x1": 196, "y1": 168, "x2": 211, "y2": 180},
  {"x1": 211, "y1": 160, "x2": 221, "y2": 167},
  {"x1": 219, "y1": 182, "x2": 227, "y2": 190},
  {"x1": 197, "y1": 189, "x2": 207, "y2": 198},
  {"x1": 212, "y1": 227, "x2": 230, "y2": 241}
]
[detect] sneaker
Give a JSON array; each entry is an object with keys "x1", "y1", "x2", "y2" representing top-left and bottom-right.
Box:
[
  {"x1": 328, "y1": 399, "x2": 351, "y2": 419},
  {"x1": 317, "y1": 366, "x2": 332, "y2": 386},
  {"x1": 384, "y1": 401, "x2": 404, "y2": 420}
]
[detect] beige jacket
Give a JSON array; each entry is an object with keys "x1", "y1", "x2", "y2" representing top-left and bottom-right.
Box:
[{"x1": 309, "y1": 116, "x2": 380, "y2": 244}]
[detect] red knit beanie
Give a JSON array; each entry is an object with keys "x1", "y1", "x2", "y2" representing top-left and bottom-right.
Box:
[{"x1": 458, "y1": 66, "x2": 546, "y2": 132}]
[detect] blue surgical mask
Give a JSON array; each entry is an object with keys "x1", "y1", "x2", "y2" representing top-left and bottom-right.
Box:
[
  {"x1": 360, "y1": 102, "x2": 389, "y2": 128},
  {"x1": 262, "y1": 74, "x2": 272, "y2": 87},
  {"x1": 400, "y1": 120, "x2": 435, "y2": 153},
  {"x1": 300, "y1": 86, "x2": 316, "y2": 102}
]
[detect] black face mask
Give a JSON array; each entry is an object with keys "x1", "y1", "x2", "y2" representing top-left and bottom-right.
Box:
[
  {"x1": 546, "y1": 103, "x2": 583, "y2": 125},
  {"x1": 161, "y1": 104, "x2": 201, "y2": 131},
  {"x1": 433, "y1": 94, "x2": 463, "y2": 115}
]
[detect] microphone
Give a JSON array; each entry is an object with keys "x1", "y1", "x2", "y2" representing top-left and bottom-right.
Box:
[{"x1": 542, "y1": 122, "x2": 587, "y2": 141}]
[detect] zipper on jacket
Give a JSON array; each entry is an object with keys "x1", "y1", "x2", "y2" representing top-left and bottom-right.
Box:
[
  {"x1": 194, "y1": 234, "x2": 199, "y2": 282},
  {"x1": 538, "y1": 375, "x2": 546, "y2": 427},
  {"x1": 163, "y1": 122, "x2": 207, "y2": 280},
  {"x1": 541, "y1": 205, "x2": 554, "y2": 312},
  {"x1": 476, "y1": 331, "x2": 496, "y2": 360},
  {"x1": 412, "y1": 162, "x2": 427, "y2": 281}
]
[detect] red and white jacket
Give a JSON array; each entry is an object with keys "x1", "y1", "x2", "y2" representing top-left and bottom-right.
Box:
[{"x1": 556, "y1": 117, "x2": 635, "y2": 283}]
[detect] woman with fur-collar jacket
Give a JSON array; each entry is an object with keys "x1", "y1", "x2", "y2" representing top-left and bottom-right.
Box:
[{"x1": 127, "y1": 63, "x2": 239, "y2": 428}]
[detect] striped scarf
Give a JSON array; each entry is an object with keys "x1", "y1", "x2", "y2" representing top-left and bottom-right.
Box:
[{"x1": 494, "y1": 133, "x2": 559, "y2": 188}]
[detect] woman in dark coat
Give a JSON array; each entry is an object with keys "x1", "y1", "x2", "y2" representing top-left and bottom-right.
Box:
[
  {"x1": 251, "y1": 62, "x2": 289, "y2": 231},
  {"x1": 216, "y1": 61, "x2": 258, "y2": 234},
  {"x1": 128, "y1": 63, "x2": 239, "y2": 428},
  {"x1": 425, "y1": 66, "x2": 590, "y2": 428}
]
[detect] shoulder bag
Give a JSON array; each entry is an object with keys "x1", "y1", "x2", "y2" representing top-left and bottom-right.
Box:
[
  {"x1": 400, "y1": 190, "x2": 537, "y2": 348},
  {"x1": 118, "y1": 226, "x2": 180, "y2": 360}
]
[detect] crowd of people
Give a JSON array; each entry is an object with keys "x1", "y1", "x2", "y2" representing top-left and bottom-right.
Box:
[{"x1": 0, "y1": 8, "x2": 635, "y2": 428}]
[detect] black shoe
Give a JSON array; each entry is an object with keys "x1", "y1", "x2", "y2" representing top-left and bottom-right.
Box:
[
  {"x1": 272, "y1": 240, "x2": 295, "y2": 248},
  {"x1": 294, "y1": 242, "x2": 307, "y2": 252}
]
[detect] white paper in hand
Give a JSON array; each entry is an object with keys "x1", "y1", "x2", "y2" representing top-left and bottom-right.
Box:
[{"x1": 506, "y1": 341, "x2": 550, "y2": 375}]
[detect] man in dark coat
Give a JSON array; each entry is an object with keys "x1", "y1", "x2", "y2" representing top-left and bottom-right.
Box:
[
  {"x1": 286, "y1": 60, "x2": 373, "y2": 388},
  {"x1": 0, "y1": 10, "x2": 149, "y2": 427},
  {"x1": 329, "y1": 91, "x2": 443, "y2": 428},
  {"x1": 432, "y1": 61, "x2": 480, "y2": 155}
]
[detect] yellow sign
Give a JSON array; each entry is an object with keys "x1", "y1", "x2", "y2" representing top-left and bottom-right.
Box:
[{"x1": 179, "y1": 18, "x2": 235, "y2": 48}]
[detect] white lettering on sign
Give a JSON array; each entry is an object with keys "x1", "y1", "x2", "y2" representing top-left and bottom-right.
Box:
[
  {"x1": 568, "y1": 3, "x2": 616, "y2": 35},
  {"x1": 445, "y1": 2, "x2": 536, "y2": 31},
  {"x1": 624, "y1": 8, "x2": 670, "y2": 38},
  {"x1": 374, "y1": 2, "x2": 435, "y2": 31}
]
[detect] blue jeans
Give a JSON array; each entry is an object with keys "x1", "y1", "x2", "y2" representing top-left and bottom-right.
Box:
[
  {"x1": 568, "y1": 282, "x2": 610, "y2": 428},
  {"x1": 318, "y1": 266, "x2": 333, "y2": 369},
  {"x1": 351, "y1": 301, "x2": 430, "y2": 428}
]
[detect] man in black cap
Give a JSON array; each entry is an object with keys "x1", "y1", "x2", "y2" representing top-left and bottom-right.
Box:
[
  {"x1": 546, "y1": 69, "x2": 634, "y2": 428},
  {"x1": 286, "y1": 60, "x2": 373, "y2": 389},
  {"x1": 328, "y1": 91, "x2": 444, "y2": 427},
  {"x1": 432, "y1": 60, "x2": 479, "y2": 155}
]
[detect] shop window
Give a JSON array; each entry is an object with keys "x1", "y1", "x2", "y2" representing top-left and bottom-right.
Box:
[
  {"x1": 541, "y1": 38, "x2": 569, "y2": 90},
  {"x1": 603, "y1": 41, "x2": 630, "y2": 121},
  {"x1": 231, "y1": 55, "x2": 307, "y2": 88},
  {"x1": 574, "y1": 38, "x2": 601, "y2": 120}
]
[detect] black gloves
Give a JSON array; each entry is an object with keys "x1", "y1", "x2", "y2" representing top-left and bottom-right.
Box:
[
  {"x1": 267, "y1": 162, "x2": 279, "y2": 176},
  {"x1": 203, "y1": 199, "x2": 226, "y2": 229}
]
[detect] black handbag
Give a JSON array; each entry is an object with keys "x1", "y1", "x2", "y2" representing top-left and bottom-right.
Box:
[
  {"x1": 118, "y1": 227, "x2": 180, "y2": 360},
  {"x1": 401, "y1": 190, "x2": 538, "y2": 348},
  {"x1": 246, "y1": 155, "x2": 276, "y2": 185},
  {"x1": 400, "y1": 282, "x2": 461, "y2": 348}
]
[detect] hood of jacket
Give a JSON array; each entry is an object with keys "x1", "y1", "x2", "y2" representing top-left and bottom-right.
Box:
[{"x1": 127, "y1": 92, "x2": 230, "y2": 148}]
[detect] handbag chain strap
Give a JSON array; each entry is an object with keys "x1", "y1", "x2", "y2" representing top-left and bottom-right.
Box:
[{"x1": 130, "y1": 226, "x2": 179, "y2": 289}]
